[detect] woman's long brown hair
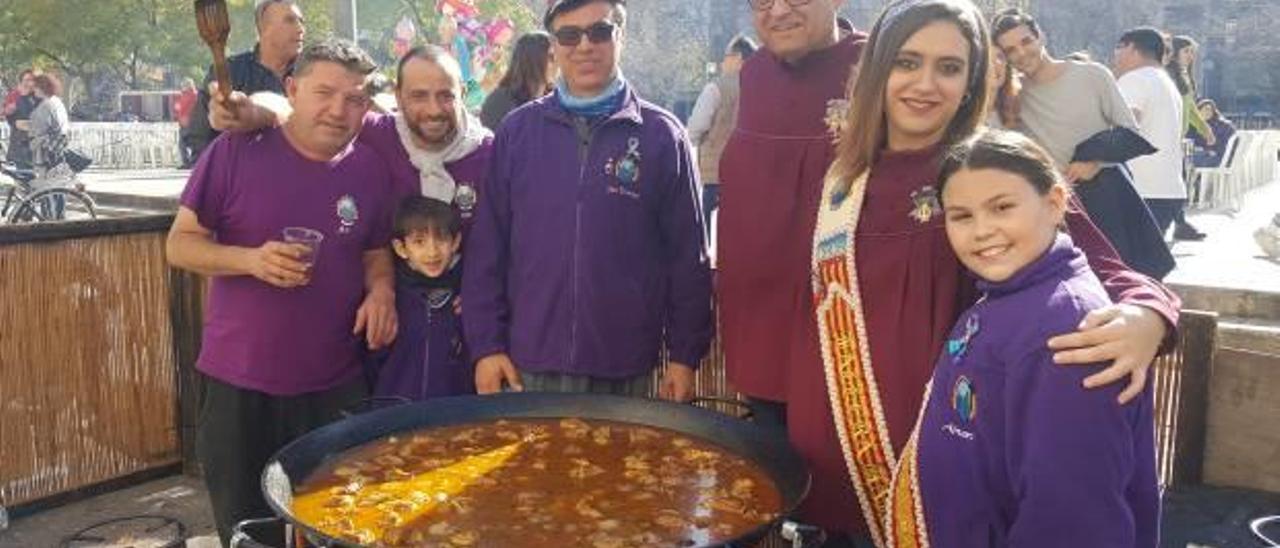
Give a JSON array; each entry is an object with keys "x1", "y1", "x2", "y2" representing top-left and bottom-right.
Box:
[
  {"x1": 498, "y1": 31, "x2": 554, "y2": 104},
  {"x1": 828, "y1": 0, "x2": 991, "y2": 197}
]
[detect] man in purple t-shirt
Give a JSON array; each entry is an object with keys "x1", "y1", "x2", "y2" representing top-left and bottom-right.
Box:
[
  {"x1": 208, "y1": 45, "x2": 493, "y2": 235},
  {"x1": 165, "y1": 39, "x2": 396, "y2": 545}
]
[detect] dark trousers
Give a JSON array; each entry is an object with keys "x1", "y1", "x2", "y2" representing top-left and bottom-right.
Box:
[
  {"x1": 6, "y1": 131, "x2": 32, "y2": 169},
  {"x1": 178, "y1": 126, "x2": 196, "y2": 168},
  {"x1": 702, "y1": 183, "x2": 720, "y2": 240},
  {"x1": 196, "y1": 373, "x2": 366, "y2": 546},
  {"x1": 1145, "y1": 198, "x2": 1186, "y2": 237},
  {"x1": 1173, "y1": 207, "x2": 1194, "y2": 230}
]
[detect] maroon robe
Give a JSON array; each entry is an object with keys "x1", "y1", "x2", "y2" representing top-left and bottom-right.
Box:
[
  {"x1": 791, "y1": 145, "x2": 1181, "y2": 534},
  {"x1": 718, "y1": 33, "x2": 867, "y2": 401}
]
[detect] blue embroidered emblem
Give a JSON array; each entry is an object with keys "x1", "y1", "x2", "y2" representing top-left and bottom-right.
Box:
[
  {"x1": 455, "y1": 184, "x2": 477, "y2": 215},
  {"x1": 947, "y1": 314, "x2": 980, "y2": 361},
  {"x1": 952, "y1": 375, "x2": 977, "y2": 425},
  {"x1": 614, "y1": 137, "x2": 642, "y2": 187},
  {"x1": 336, "y1": 194, "x2": 359, "y2": 233}
]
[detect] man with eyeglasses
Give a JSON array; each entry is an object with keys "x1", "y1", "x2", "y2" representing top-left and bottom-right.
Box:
[
  {"x1": 463, "y1": 0, "x2": 712, "y2": 402},
  {"x1": 715, "y1": 1, "x2": 868, "y2": 541},
  {"x1": 188, "y1": 0, "x2": 306, "y2": 161}
]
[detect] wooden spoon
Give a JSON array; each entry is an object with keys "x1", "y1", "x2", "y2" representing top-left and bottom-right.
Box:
[{"x1": 193, "y1": 0, "x2": 232, "y2": 102}]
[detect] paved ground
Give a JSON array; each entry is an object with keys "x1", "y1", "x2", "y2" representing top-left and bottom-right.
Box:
[
  {"x1": 1167, "y1": 182, "x2": 1280, "y2": 295},
  {"x1": 80, "y1": 168, "x2": 190, "y2": 199},
  {"x1": 4, "y1": 170, "x2": 1277, "y2": 548},
  {"x1": 79, "y1": 168, "x2": 188, "y2": 214},
  {"x1": 1, "y1": 474, "x2": 218, "y2": 548}
]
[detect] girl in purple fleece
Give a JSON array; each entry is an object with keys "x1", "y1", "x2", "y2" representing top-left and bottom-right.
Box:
[
  {"x1": 368, "y1": 196, "x2": 474, "y2": 400},
  {"x1": 888, "y1": 130, "x2": 1159, "y2": 547}
]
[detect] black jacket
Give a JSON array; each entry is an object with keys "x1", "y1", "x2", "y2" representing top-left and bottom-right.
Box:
[
  {"x1": 1071, "y1": 126, "x2": 1176, "y2": 280},
  {"x1": 187, "y1": 46, "x2": 293, "y2": 159}
]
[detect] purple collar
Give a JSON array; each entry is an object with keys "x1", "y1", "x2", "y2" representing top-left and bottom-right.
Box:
[{"x1": 975, "y1": 233, "x2": 1088, "y2": 297}]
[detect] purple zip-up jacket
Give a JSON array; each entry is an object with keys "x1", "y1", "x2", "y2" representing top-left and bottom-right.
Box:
[
  {"x1": 370, "y1": 262, "x2": 474, "y2": 400},
  {"x1": 463, "y1": 87, "x2": 713, "y2": 378},
  {"x1": 913, "y1": 233, "x2": 1158, "y2": 547}
]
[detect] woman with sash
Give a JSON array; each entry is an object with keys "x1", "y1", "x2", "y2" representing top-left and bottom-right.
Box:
[{"x1": 799, "y1": 0, "x2": 1179, "y2": 545}]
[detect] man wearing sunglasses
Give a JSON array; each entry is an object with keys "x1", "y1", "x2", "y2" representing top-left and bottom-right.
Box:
[
  {"x1": 464, "y1": 0, "x2": 712, "y2": 404},
  {"x1": 716, "y1": 0, "x2": 872, "y2": 545}
]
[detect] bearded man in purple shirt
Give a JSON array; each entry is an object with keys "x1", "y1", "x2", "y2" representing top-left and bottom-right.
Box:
[
  {"x1": 166, "y1": 39, "x2": 397, "y2": 545},
  {"x1": 209, "y1": 46, "x2": 494, "y2": 236}
]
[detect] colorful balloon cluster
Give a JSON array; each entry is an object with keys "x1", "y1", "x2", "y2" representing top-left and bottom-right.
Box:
[{"x1": 436, "y1": 0, "x2": 518, "y2": 110}]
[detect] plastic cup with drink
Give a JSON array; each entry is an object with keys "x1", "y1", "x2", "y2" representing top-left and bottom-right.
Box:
[{"x1": 282, "y1": 227, "x2": 324, "y2": 275}]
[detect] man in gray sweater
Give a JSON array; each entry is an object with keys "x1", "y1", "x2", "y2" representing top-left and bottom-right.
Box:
[
  {"x1": 993, "y1": 9, "x2": 1174, "y2": 279},
  {"x1": 993, "y1": 10, "x2": 1138, "y2": 176}
]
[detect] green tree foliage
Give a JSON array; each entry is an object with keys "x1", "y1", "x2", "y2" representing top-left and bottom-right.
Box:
[
  {"x1": 0, "y1": 0, "x2": 531, "y2": 102},
  {"x1": 0, "y1": 0, "x2": 332, "y2": 116}
]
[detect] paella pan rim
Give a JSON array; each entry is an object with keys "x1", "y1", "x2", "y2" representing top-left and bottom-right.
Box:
[{"x1": 259, "y1": 392, "x2": 812, "y2": 548}]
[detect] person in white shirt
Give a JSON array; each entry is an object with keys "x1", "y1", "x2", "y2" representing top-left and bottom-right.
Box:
[{"x1": 1113, "y1": 27, "x2": 1187, "y2": 236}]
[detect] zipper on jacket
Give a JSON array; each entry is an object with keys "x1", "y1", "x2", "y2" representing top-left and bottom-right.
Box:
[
  {"x1": 569, "y1": 116, "x2": 594, "y2": 368},
  {"x1": 421, "y1": 299, "x2": 432, "y2": 399}
]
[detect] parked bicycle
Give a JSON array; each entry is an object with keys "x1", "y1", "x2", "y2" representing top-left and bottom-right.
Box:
[{"x1": 0, "y1": 158, "x2": 97, "y2": 223}]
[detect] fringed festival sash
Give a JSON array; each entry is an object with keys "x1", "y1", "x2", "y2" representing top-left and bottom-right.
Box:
[
  {"x1": 886, "y1": 382, "x2": 932, "y2": 547},
  {"x1": 812, "y1": 172, "x2": 928, "y2": 548}
]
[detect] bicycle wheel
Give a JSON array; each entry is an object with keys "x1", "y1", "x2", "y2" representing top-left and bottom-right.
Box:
[{"x1": 7, "y1": 188, "x2": 97, "y2": 223}]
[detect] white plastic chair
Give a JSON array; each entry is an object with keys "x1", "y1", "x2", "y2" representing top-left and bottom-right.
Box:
[{"x1": 1192, "y1": 133, "x2": 1240, "y2": 209}]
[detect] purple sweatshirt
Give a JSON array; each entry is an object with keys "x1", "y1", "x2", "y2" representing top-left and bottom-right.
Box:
[
  {"x1": 463, "y1": 87, "x2": 713, "y2": 378},
  {"x1": 370, "y1": 261, "x2": 474, "y2": 401},
  {"x1": 913, "y1": 233, "x2": 1158, "y2": 547}
]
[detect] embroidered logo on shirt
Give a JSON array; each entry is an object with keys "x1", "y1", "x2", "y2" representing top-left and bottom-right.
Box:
[
  {"x1": 952, "y1": 375, "x2": 977, "y2": 425},
  {"x1": 824, "y1": 99, "x2": 850, "y2": 141},
  {"x1": 604, "y1": 137, "x2": 643, "y2": 199},
  {"x1": 336, "y1": 194, "x2": 359, "y2": 234},
  {"x1": 909, "y1": 186, "x2": 941, "y2": 224},
  {"x1": 942, "y1": 423, "x2": 974, "y2": 440},
  {"x1": 947, "y1": 314, "x2": 980, "y2": 362},
  {"x1": 455, "y1": 183, "x2": 477, "y2": 217},
  {"x1": 427, "y1": 288, "x2": 454, "y2": 310}
]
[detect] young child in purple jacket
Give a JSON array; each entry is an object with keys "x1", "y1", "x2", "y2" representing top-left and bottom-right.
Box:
[
  {"x1": 888, "y1": 130, "x2": 1159, "y2": 547},
  {"x1": 368, "y1": 196, "x2": 474, "y2": 400}
]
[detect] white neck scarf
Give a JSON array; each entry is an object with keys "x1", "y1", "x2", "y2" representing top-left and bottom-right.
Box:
[{"x1": 394, "y1": 108, "x2": 492, "y2": 202}]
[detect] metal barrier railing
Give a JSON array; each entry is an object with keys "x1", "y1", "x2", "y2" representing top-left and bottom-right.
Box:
[{"x1": 1, "y1": 123, "x2": 182, "y2": 170}]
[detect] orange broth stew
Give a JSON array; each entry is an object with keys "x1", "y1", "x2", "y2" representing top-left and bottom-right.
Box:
[{"x1": 292, "y1": 418, "x2": 782, "y2": 547}]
